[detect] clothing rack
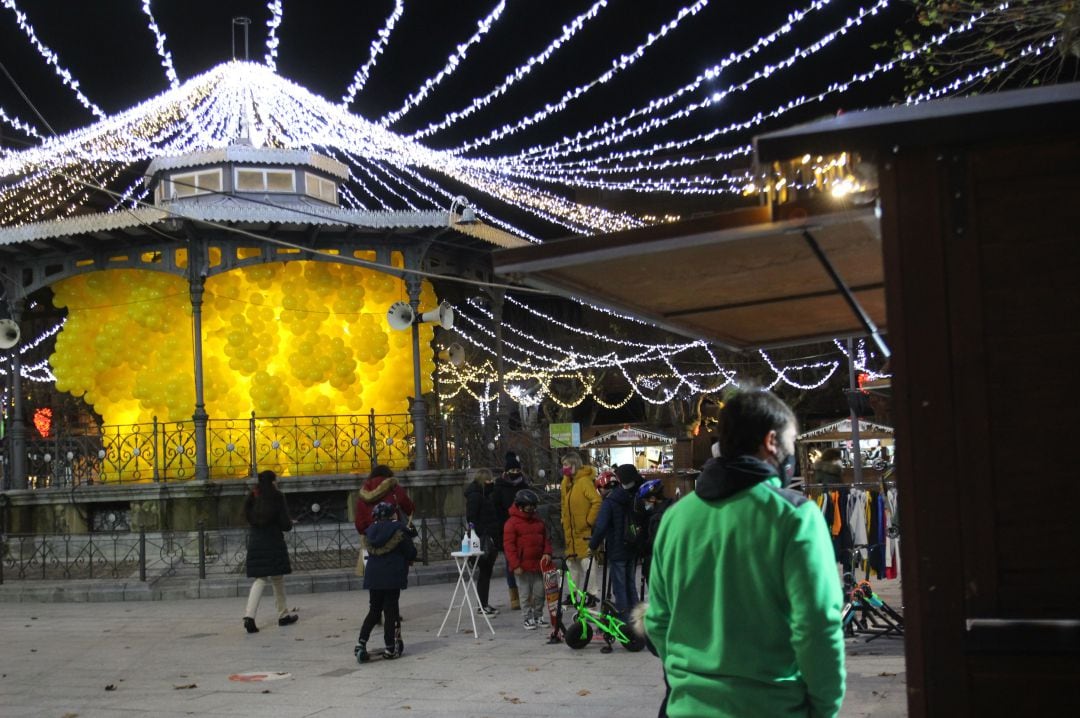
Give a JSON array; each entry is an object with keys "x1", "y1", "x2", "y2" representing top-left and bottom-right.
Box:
[{"x1": 802, "y1": 480, "x2": 896, "y2": 491}]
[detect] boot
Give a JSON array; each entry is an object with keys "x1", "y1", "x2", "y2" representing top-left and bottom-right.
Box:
[
  {"x1": 509, "y1": 586, "x2": 521, "y2": 611},
  {"x1": 354, "y1": 638, "x2": 370, "y2": 664}
]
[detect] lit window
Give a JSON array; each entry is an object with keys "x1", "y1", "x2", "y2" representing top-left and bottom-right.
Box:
[
  {"x1": 235, "y1": 168, "x2": 295, "y2": 193},
  {"x1": 164, "y1": 168, "x2": 223, "y2": 199},
  {"x1": 304, "y1": 173, "x2": 338, "y2": 204}
]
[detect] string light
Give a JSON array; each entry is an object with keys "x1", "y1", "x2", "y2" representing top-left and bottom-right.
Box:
[
  {"x1": 1, "y1": 0, "x2": 106, "y2": 120},
  {"x1": 264, "y1": 0, "x2": 284, "y2": 73},
  {"x1": 408, "y1": 0, "x2": 610, "y2": 140},
  {"x1": 141, "y1": 0, "x2": 180, "y2": 90},
  {"x1": 759, "y1": 350, "x2": 840, "y2": 390},
  {"x1": 446, "y1": 0, "x2": 709, "y2": 155},
  {"x1": 378, "y1": 0, "x2": 509, "y2": 127},
  {"x1": 341, "y1": 0, "x2": 405, "y2": 107}
]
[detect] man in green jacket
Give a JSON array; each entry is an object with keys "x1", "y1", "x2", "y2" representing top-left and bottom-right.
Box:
[{"x1": 645, "y1": 390, "x2": 844, "y2": 717}]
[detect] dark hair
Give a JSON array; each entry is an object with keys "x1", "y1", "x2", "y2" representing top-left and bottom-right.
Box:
[
  {"x1": 252, "y1": 470, "x2": 281, "y2": 524},
  {"x1": 718, "y1": 390, "x2": 797, "y2": 459},
  {"x1": 615, "y1": 464, "x2": 643, "y2": 488},
  {"x1": 820, "y1": 447, "x2": 843, "y2": 462},
  {"x1": 370, "y1": 465, "x2": 394, "y2": 480}
]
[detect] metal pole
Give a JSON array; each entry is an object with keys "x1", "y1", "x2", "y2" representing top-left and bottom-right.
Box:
[
  {"x1": 197, "y1": 520, "x2": 206, "y2": 579},
  {"x1": 9, "y1": 300, "x2": 25, "y2": 490},
  {"x1": 802, "y1": 230, "x2": 891, "y2": 359},
  {"x1": 405, "y1": 275, "x2": 428, "y2": 470},
  {"x1": 189, "y1": 245, "x2": 210, "y2": 482},
  {"x1": 847, "y1": 337, "x2": 864, "y2": 484},
  {"x1": 490, "y1": 289, "x2": 511, "y2": 456},
  {"x1": 139, "y1": 529, "x2": 146, "y2": 582}
]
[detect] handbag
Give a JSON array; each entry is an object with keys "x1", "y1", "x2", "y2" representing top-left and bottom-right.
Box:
[
  {"x1": 354, "y1": 547, "x2": 366, "y2": 577},
  {"x1": 481, "y1": 534, "x2": 498, "y2": 560}
]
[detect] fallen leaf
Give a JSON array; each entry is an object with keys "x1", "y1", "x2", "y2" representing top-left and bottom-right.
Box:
[
  {"x1": 526, "y1": 666, "x2": 539, "y2": 672},
  {"x1": 878, "y1": 671, "x2": 896, "y2": 677},
  {"x1": 261, "y1": 689, "x2": 271, "y2": 694},
  {"x1": 502, "y1": 696, "x2": 522, "y2": 704},
  {"x1": 174, "y1": 684, "x2": 197, "y2": 690},
  {"x1": 61, "y1": 713, "x2": 78, "y2": 718},
  {"x1": 105, "y1": 684, "x2": 116, "y2": 691},
  {"x1": 578, "y1": 689, "x2": 590, "y2": 696}
]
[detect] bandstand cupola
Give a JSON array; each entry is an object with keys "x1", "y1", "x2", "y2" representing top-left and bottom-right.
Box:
[{"x1": 145, "y1": 143, "x2": 349, "y2": 209}]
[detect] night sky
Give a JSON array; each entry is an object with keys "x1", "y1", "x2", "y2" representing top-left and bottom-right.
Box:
[{"x1": 0, "y1": 1, "x2": 909, "y2": 157}]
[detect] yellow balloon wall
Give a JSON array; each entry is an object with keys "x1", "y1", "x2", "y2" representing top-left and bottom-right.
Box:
[{"x1": 50, "y1": 261, "x2": 438, "y2": 479}]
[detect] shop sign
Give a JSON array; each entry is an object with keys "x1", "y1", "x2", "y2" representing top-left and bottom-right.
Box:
[{"x1": 549, "y1": 422, "x2": 581, "y2": 448}]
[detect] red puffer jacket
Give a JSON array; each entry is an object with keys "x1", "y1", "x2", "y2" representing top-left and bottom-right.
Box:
[{"x1": 503, "y1": 504, "x2": 552, "y2": 573}]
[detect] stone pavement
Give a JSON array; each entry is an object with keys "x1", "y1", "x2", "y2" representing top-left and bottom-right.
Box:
[{"x1": 0, "y1": 567, "x2": 907, "y2": 717}]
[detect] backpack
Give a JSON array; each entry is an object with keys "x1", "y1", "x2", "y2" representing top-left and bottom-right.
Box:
[{"x1": 623, "y1": 509, "x2": 645, "y2": 556}]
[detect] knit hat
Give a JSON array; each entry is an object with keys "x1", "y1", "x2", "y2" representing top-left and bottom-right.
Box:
[
  {"x1": 615, "y1": 464, "x2": 643, "y2": 488},
  {"x1": 504, "y1": 452, "x2": 521, "y2": 471}
]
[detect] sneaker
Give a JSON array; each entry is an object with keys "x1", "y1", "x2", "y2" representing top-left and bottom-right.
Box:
[
  {"x1": 243, "y1": 617, "x2": 259, "y2": 634},
  {"x1": 535, "y1": 614, "x2": 548, "y2": 627},
  {"x1": 278, "y1": 614, "x2": 299, "y2": 626},
  {"x1": 354, "y1": 641, "x2": 370, "y2": 664},
  {"x1": 477, "y1": 605, "x2": 499, "y2": 616},
  {"x1": 382, "y1": 645, "x2": 402, "y2": 660},
  {"x1": 523, "y1": 618, "x2": 538, "y2": 631}
]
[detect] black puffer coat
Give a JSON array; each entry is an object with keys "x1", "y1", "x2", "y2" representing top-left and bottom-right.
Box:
[
  {"x1": 244, "y1": 488, "x2": 293, "y2": 578},
  {"x1": 363, "y1": 520, "x2": 418, "y2": 590},
  {"x1": 465, "y1": 480, "x2": 501, "y2": 549}
]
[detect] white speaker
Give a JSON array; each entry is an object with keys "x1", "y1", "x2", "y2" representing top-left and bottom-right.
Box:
[
  {"x1": 420, "y1": 301, "x2": 454, "y2": 330},
  {"x1": 438, "y1": 342, "x2": 466, "y2": 367},
  {"x1": 386, "y1": 301, "x2": 415, "y2": 331},
  {"x1": 0, "y1": 319, "x2": 19, "y2": 349}
]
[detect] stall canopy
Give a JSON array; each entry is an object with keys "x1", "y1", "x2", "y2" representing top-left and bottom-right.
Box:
[
  {"x1": 797, "y1": 418, "x2": 894, "y2": 442},
  {"x1": 492, "y1": 205, "x2": 884, "y2": 350},
  {"x1": 580, "y1": 426, "x2": 677, "y2": 447}
]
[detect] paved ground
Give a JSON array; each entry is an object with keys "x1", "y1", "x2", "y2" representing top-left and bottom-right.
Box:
[{"x1": 0, "y1": 568, "x2": 907, "y2": 717}]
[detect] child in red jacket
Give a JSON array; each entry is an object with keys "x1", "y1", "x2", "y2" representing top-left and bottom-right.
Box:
[{"x1": 502, "y1": 489, "x2": 552, "y2": 630}]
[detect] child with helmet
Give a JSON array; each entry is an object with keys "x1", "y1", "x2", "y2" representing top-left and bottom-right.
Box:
[
  {"x1": 354, "y1": 500, "x2": 418, "y2": 663},
  {"x1": 636, "y1": 478, "x2": 672, "y2": 585},
  {"x1": 502, "y1": 488, "x2": 553, "y2": 631}
]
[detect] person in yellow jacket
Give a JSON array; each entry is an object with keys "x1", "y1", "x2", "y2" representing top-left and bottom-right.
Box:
[{"x1": 559, "y1": 451, "x2": 600, "y2": 600}]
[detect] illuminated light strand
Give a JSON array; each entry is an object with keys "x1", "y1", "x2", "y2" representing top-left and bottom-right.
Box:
[
  {"x1": 408, "y1": 0, "x2": 610, "y2": 140},
  {"x1": 355, "y1": 157, "x2": 423, "y2": 210},
  {"x1": 905, "y1": 37, "x2": 1057, "y2": 105},
  {"x1": 264, "y1": 0, "x2": 284, "y2": 73},
  {"x1": 512, "y1": 3, "x2": 1003, "y2": 171},
  {"x1": 759, "y1": 350, "x2": 840, "y2": 390},
  {"x1": 341, "y1": 0, "x2": 405, "y2": 106},
  {"x1": 0, "y1": 105, "x2": 44, "y2": 141},
  {"x1": 448, "y1": 0, "x2": 710, "y2": 155},
  {"x1": 500, "y1": 144, "x2": 753, "y2": 177},
  {"x1": 495, "y1": 166, "x2": 748, "y2": 194},
  {"x1": 384, "y1": 161, "x2": 543, "y2": 243},
  {"x1": 511, "y1": 0, "x2": 893, "y2": 164},
  {"x1": 833, "y1": 338, "x2": 890, "y2": 382},
  {"x1": 507, "y1": 0, "x2": 839, "y2": 163},
  {"x1": 1, "y1": 0, "x2": 106, "y2": 120},
  {"x1": 378, "y1": 0, "x2": 509, "y2": 127},
  {"x1": 141, "y1": 0, "x2": 180, "y2": 90}
]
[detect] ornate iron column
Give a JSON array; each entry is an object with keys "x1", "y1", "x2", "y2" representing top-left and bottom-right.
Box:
[
  {"x1": 8, "y1": 299, "x2": 26, "y2": 490},
  {"x1": 405, "y1": 274, "x2": 428, "y2": 470},
  {"x1": 189, "y1": 243, "x2": 210, "y2": 482}
]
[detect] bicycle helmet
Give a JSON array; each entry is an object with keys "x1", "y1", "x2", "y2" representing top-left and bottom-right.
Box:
[
  {"x1": 372, "y1": 501, "x2": 397, "y2": 521},
  {"x1": 513, "y1": 488, "x2": 539, "y2": 507},
  {"x1": 638, "y1": 478, "x2": 664, "y2": 501},
  {"x1": 595, "y1": 471, "x2": 618, "y2": 492}
]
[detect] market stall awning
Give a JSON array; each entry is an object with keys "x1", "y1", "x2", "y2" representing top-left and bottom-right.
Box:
[
  {"x1": 580, "y1": 426, "x2": 677, "y2": 447},
  {"x1": 797, "y1": 418, "x2": 894, "y2": 442},
  {"x1": 492, "y1": 206, "x2": 884, "y2": 350}
]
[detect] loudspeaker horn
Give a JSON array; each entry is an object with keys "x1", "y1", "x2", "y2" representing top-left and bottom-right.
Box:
[
  {"x1": 0, "y1": 319, "x2": 20, "y2": 349},
  {"x1": 420, "y1": 301, "x2": 454, "y2": 330},
  {"x1": 386, "y1": 301, "x2": 415, "y2": 331},
  {"x1": 438, "y1": 342, "x2": 466, "y2": 367}
]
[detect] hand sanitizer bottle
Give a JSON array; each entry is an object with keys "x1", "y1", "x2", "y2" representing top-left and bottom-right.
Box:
[{"x1": 461, "y1": 528, "x2": 471, "y2": 554}]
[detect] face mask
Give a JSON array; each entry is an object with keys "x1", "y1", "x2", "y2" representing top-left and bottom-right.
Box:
[
  {"x1": 644, "y1": 502, "x2": 656, "y2": 513},
  {"x1": 775, "y1": 450, "x2": 796, "y2": 488},
  {"x1": 562, "y1": 466, "x2": 573, "y2": 477}
]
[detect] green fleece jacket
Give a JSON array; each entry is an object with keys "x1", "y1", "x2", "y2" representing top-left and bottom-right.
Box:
[{"x1": 645, "y1": 456, "x2": 845, "y2": 717}]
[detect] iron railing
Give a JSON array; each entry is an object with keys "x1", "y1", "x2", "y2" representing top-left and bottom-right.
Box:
[{"x1": 0, "y1": 516, "x2": 478, "y2": 584}]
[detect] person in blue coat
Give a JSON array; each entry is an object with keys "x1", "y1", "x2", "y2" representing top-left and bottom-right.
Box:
[
  {"x1": 355, "y1": 501, "x2": 418, "y2": 662},
  {"x1": 589, "y1": 464, "x2": 643, "y2": 621}
]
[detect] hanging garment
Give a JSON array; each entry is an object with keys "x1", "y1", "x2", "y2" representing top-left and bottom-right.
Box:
[
  {"x1": 847, "y1": 490, "x2": 868, "y2": 565},
  {"x1": 885, "y1": 487, "x2": 901, "y2": 579}
]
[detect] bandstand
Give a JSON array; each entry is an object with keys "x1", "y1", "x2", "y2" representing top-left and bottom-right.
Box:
[{"x1": 0, "y1": 142, "x2": 527, "y2": 534}]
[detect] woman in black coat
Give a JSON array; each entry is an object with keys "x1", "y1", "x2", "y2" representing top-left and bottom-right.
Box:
[
  {"x1": 242, "y1": 470, "x2": 298, "y2": 633},
  {"x1": 465, "y1": 468, "x2": 501, "y2": 615}
]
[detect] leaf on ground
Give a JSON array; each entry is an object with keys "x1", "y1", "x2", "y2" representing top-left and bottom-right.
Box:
[
  {"x1": 502, "y1": 696, "x2": 523, "y2": 704},
  {"x1": 174, "y1": 684, "x2": 197, "y2": 690},
  {"x1": 578, "y1": 689, "x2": 590, "y2": 696},
  {"x1": 878, "y1": 671, "x2": 897, "y2": 677},
  {"x1": 61, "y1": 713, "x2": 78, "y2": 718},
  {"x1": 261, "y1": 689, "x2": 271, "y2": 694},
  {"x1": 104, "y1": 684, "x2": 116, "y2": 691},
  {"x1": 526, "y1": 666, "x2": 540, "y2": 672}
]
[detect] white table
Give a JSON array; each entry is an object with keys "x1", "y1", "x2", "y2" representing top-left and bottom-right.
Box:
[{"x1": 436, "y1": 551, "x2": 496, "y2": 638}]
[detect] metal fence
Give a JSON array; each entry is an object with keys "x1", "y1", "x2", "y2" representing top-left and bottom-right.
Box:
[{"x1": 0, "y1": 516, "x2": 478, "y2": 585}]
